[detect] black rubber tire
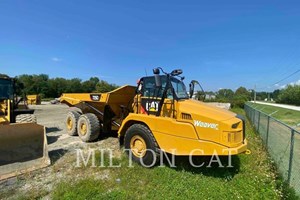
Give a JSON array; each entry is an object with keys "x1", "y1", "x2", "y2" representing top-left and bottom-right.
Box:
[
  {"x1": 71, "y1": 107, "x2": 83, "y2": 115},
  {"x1": 77, "y1": 113, "x2": 100, "y2": 142},
  {"x1": 66, "y1": 111, "x2": 81, "y2": 136},
  {"x1": 124, "y1": 124, "x2": 159, "y2": 167},
  {"x1": 16, "y1": 114, "x2": 37, "y2": 123}
]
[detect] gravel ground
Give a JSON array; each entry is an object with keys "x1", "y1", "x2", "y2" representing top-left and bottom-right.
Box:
[{"x1": 0, "y1": 103, "x2": 121, "y2": 200}]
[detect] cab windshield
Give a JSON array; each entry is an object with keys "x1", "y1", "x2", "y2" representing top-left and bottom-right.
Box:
[
  {"x1": 170, "y1": 77, "x2": 189, "y2": 99},
  {"x1": 0, "y1": 79, "x2": 13, "y2": 100},
  {"x1": 142, "y1": 76, "x2": 189, "y2": 100}
]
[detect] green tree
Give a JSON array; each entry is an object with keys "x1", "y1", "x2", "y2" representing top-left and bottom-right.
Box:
[
  {"x1": 16, "y1": 74, "x2": 119, "y2": 98},
  {"x1": 256, "y1": 92, "x2": 268, "y2": 101},
  {"x1": 95, "y1": 80, "x2": 118, "y2": 93},
  {"x1": 272, "y1": 89, "x2": 281, "y2": 101},
  {"x1": 82, "y1": 77, "x2": 100, "y2": 93},
  {"x1": 235, "y1": 87, "x2": 251, "y2": 100},
  {"x1": 17, "y1": 74, "x2": 49, "y2": 98},
  {"x1": 232, "y1": 87, "x2": 251, "y2": 108},
  {"x1": 66, "y1": 78, "x2": 83, "y2": 93},
  {"x1": 216, "y1": 89, "x2": 234, "y2": 102},
  {"x1": 277, "y1": 85, "x2": 300, "y2": 105},
  {"x1": 47, "y1": 78, "x2": 69, "y2": 97}
]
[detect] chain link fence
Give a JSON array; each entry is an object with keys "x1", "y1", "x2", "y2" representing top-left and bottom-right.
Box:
[{"x1": 245, "y1": 104, "x2": 300, "y2": 196}]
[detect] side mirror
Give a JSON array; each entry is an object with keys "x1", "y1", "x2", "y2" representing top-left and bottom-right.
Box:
[
  {"x1": 171, "y1": 69, "x2": 183, "y2": 76},
  {"x1": 153, "y1": 68, "x2": 160, "y2": 75},
  {"x1": 153, "y1": 68, "x2": 162, "y2": 87}
]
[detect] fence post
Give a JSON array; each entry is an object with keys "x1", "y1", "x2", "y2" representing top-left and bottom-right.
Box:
[
  {"x1": 252, "y1": 109, "x2": 255, "y2": 124},
  {"x1": 250, "y1": 107, "x2": 252, "y2": 122},
  {"x1": 266, "y1": 116, "x2": 270, "y2": 147},
  {"x1": 257, "y1": 112, "x2": 261, "y2": 132},
  {"x1": 288, "y1": 129, "x2": 295, "y2": 184}
]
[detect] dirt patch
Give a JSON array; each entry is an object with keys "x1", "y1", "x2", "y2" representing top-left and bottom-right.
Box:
[{"x1": 0, "y1": 103, "x2": 121, "y2": 200}]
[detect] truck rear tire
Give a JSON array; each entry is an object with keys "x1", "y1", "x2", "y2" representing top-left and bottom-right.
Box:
[
  {"x1": 77, "y1": 113, "x2": 100, "y2": 142},
  {"x1": 16, "y1": 114, "x2": 37, "y2": 123},
  {"x1": 124, "y1": 124, "x2": 159, "y2": 167},
  {"x1": 66, "y1": 111, "x2": 81, "y2": 136}
]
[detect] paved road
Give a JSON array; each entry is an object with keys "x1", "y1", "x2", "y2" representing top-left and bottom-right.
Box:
[{"x1": 251, "y1": 101, "x2": 300, "y2": 112}]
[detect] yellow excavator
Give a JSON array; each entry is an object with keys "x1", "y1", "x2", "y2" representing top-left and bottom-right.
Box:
[
  {"x1": 0, "y1": 75, "x2": 50, "y2": 180},
  {"x1": 61, "y1": 68, "x2": 248, "y2": 166}
]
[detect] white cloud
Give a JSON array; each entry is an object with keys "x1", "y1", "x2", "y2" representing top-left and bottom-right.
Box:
[
  {"x1": 280, "y1": 85, "x2": 286, "y2": 89},
  {"x1": 51, "y1": 57, "x2": 62, "y2": 62},
  {"x1": 285, "y1": 79, "x2": 300, "y2": 87},
  {"x1": 274, "y1": 80, "x2": 300, "y2": 89},
  {"x1": 292, "y1": 79, "x2": 300, "y2": 85}
]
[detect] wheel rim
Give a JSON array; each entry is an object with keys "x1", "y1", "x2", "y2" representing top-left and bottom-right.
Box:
[
  {"x1": 67, "y1": 117, "x2": 73, "y2": 130},
  {"x1": 79, "y1": 122, "x2": 87, "y2": 135},
  {"x1": 130, "y1": 135, "x2": 147, "y2": 158}
]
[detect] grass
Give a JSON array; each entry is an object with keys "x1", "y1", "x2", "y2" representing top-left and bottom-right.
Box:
[
  {"x1": 48, "y1": 108, "x2": 298, "y2": 200},
  {"x1": 247, "y1": 102, "x2": 300, "y2": 128}
]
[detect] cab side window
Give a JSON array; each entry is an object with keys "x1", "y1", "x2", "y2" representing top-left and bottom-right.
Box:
[
  {"x1": 142, "y1": 76, "x2": 173, "y2": 99},
  {"x1": 143, "y1": 77, "x2": 156, "y2": 97},
  {"x1": 142, "y1": 76, "x2": 167, "y2": 98}
]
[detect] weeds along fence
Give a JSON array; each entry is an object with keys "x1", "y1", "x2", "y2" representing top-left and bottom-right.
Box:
[{"x1": 245, "y1": 104, "x2": 300, "y2": 196}]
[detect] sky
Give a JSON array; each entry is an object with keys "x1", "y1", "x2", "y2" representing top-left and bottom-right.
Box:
[{"x1": 0, "y1": 0, "x2": 300, "y2": 92}]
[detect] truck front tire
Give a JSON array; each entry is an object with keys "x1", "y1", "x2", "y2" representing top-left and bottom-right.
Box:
[{"x1": 124, "y1": 124, "x2": 159, "y2": 167}]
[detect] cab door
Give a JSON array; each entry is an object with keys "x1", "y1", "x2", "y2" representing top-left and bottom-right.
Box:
[{"x1": 137, "y1": 76, "x2": 175, "y2": 118}]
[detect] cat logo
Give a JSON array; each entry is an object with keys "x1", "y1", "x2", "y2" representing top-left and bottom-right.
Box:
[
  {"x1": 90, "y1": 94, "x2": 101, "y2": 101},
  {"x1": 146, "y1": 101, "x2": 159, "y2": 112}
]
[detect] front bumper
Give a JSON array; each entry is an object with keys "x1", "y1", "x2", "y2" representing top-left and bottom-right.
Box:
[{"x1": 154, "y1": 130, "x2": 249, "y2": 156}]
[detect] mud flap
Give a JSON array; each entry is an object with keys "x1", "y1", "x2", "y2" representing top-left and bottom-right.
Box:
[{"x1": 0, "y1": 123, "x2": 50, "y2": 180}]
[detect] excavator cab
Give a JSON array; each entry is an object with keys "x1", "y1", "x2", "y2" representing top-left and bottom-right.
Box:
[{"x1": 0, "y1": 75, "x2": 50, "y2": 180}]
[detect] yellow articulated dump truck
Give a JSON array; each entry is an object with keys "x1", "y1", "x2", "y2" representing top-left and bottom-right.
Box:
[
  {"x1": 0, "y1": 75, "x2": 50, "y2": 180},
  {"x1": 61, "y1": 68, "x2": 248, "y2": 166},
  {"x1": 26, "y1": 94, "x2": 41, "y2": 105}
]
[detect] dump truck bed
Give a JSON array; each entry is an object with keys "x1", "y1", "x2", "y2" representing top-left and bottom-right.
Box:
[{"x1": 60, "y1": 85, "x2": 136, "y2": 117}]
